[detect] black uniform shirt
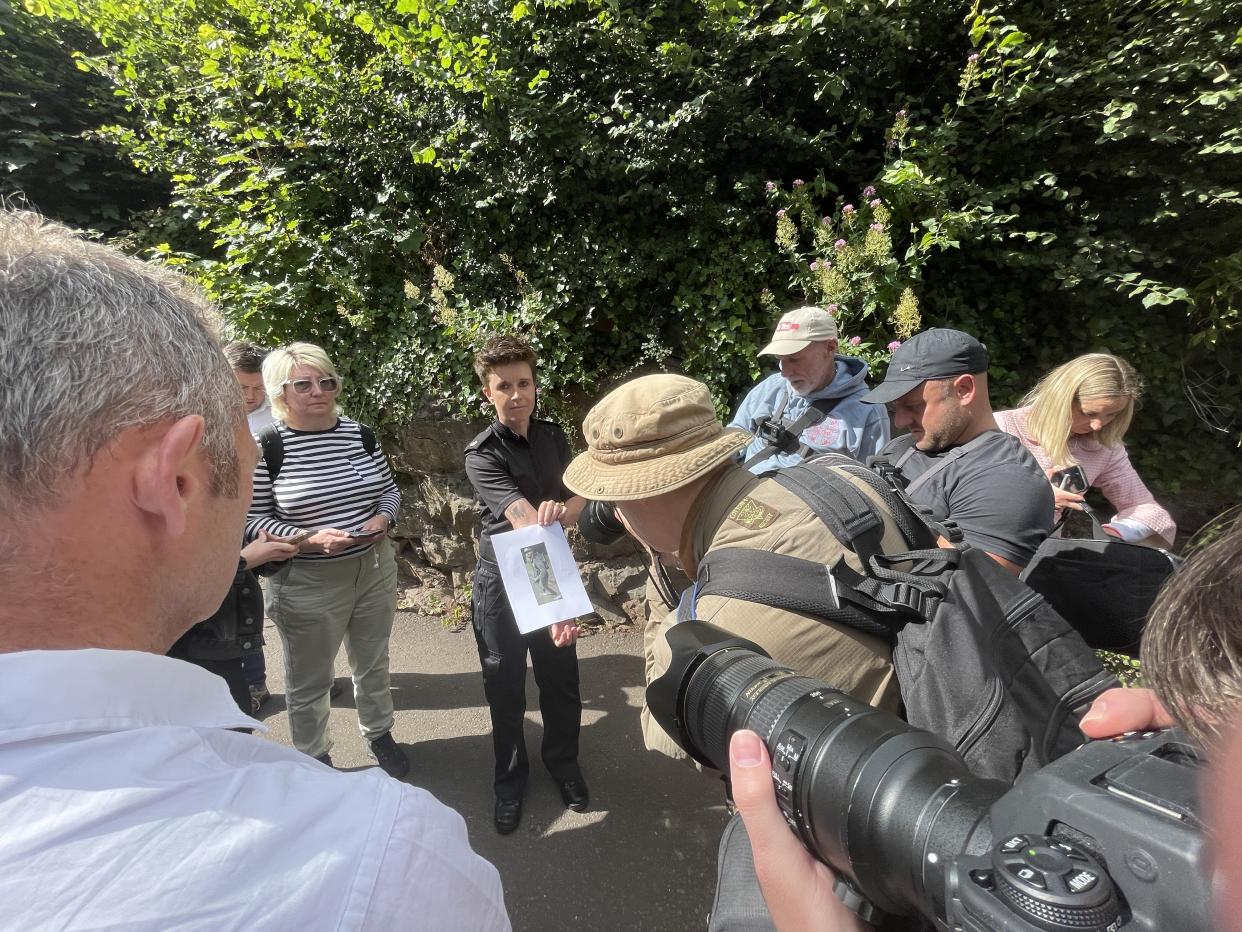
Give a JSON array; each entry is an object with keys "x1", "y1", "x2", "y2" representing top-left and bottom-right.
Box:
[{"x1": 464, "y1": 418, "x2": 572, "y2": 562}]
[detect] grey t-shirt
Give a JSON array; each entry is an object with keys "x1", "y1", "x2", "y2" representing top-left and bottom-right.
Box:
[{"x1": 884, "y1": 429, "x2": 1053, "y2": 566}]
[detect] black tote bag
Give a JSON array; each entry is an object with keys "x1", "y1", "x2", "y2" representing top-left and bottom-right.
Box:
[{"x1": 1020, "y1": 511, "x2": 1180, "y2": 654}]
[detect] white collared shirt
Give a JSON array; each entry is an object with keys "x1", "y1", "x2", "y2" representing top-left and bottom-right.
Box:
[
  {"x1": 0, "y1": 649, "x2": 510, "y2": 931},
  {"x1": 248, "y1": 401, "x2": 276, "y2": 434}
]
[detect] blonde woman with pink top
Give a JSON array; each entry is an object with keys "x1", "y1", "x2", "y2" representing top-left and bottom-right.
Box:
[{"x1": 996, "y1": 353, "x2": 1176, "y2": 548}]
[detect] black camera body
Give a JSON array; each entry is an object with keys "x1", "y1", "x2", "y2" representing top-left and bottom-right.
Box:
[
  {"x1": 577, "y1": 499, "x2": 626, "y2": 545},
  {"x1": 648, "y1": 622, "x2": 1211, "y2": 932}
]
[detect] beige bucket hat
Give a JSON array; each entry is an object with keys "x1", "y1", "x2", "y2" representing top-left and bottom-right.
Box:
[{"x1": 563, "y1": 374, "x2": 752, "y2": 501}]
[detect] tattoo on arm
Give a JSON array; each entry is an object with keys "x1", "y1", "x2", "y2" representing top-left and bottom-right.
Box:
[{"x1": 505, "y1": 499, "x2": 537, "y2": 528}]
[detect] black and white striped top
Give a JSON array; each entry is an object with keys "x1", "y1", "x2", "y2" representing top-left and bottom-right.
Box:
[{"x1": 245, "y1": 418, "x2": 401, "y2": 562}]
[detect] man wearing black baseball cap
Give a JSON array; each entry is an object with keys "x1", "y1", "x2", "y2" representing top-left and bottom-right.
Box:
[{"x1": 863, "y1": 328, "x2": 1053, "y2": 573}]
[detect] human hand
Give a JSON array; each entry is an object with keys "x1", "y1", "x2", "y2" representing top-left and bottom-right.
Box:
[
  {"x1": 550, "y1": 620, "x2": 580, "y2": 647},
  {"x1": 1049, "y1": 482, "x2": 1086, "y2": 512},
  {"x1": 354, "y1": 513, "x2": 392, "y2": 539},
  {"x1": 1078, "y1": 687, "x2": 1176, "y2": 739},
  {"x1": 537, "y1": 499, "x2": 568, "y2": 527},
  {"x1": 730, "y1": 730, "x2": 870, "y2": 932},
  {"x1": 304, "y1": 528, "x2": 357, "y2": 556},
  {"x1": 241, "y1": 530, "x2": 300, "y2": 568}
]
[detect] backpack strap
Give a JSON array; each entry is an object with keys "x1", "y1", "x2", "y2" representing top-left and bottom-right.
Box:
[
  {"x1": 806, "y1": 453, "x2": 943, "y2": 551},
  {"x1": 743, "y1": 393, "x2": 843, "y2": 469},
  {"x1": 773, "y1": 461, "x2": 887, "y2": 563},
  {"x1": 259, "y1": 421, "x2": 379, "y2": 485},
  {"x1": 692, "y1": 548, "x2": 956, "y2": 643},
  {"x1": 901, "y1": 431, "x2": 994, "y2": 498},
  {"x1": 258, "y1": 425, "x2": 284, "y2": 484}
]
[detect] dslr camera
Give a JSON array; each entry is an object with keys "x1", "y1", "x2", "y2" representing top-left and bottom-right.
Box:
[
  {"x1": 648, "y1": 622, "x2": 1211, "y2": 931},
  {"x1": 578, "y1": 499, "x2": 627, "y2": 545}
]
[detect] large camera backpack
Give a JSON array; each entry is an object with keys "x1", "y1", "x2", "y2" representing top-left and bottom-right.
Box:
[{"x1": 682, "y1": 455, "x2": 1117, "y2": 783}]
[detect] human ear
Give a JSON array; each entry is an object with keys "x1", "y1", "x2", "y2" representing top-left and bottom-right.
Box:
[
  {"x1": 132, "y1": 415, "x2": 206, "y2": 538},
  {"x1": 955, "y1": 374, "x2": 978, "y2": 405}
]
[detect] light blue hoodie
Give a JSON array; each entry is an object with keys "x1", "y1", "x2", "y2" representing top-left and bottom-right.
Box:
[{"x1": 728, "y1": 355, "x2": 891, "y2": 475}]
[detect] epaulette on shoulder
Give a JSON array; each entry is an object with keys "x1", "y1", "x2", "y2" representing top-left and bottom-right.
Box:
[{"x1": 465, "y1": 425, "x2": 495, "y2": 454}]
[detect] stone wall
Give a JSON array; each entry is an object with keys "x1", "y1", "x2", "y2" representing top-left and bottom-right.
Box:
[{"x1": 385, "y1": 415, "x2": 650, "y2": 626}]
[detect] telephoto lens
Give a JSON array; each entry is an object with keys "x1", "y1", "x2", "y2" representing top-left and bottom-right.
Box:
[
  {"x1": 577, "y1": 499, "x2": 626, "y2": 545},
  {"x1": 647, "y1": 621, "x2": 1008, "y2": 925}
]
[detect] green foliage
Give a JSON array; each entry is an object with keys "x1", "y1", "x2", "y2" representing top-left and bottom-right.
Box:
[
  {"x1": 35, "y1": 0, "x2": 1242, "y2": 509},
  {"x1": 1098, "y1": 650, "x2": 1143, "y2": 688},
  {"x1": 0, "y1": 2, "x2": 167, "y2": 233},
  {"x1": 904, "y1": 0, "x2": 1242, "y2": 495}
]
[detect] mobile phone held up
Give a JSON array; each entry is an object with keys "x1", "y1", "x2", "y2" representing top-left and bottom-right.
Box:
[{"x1": 1051, "y1": 464, "x2": 1089, "y2": 494}]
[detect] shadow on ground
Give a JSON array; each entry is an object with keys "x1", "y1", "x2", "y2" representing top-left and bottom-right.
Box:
[{"x1": 262, "y1": 623, "x2": 729, "y2": 932}]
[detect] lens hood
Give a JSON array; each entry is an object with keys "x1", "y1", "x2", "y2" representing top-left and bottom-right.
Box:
[{"x1": 646, "y1": 620, "x2": 769, "y2": 769}]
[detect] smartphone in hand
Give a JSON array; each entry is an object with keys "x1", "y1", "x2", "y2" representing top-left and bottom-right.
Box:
[
  {"x1": 281, "y1": 530, "x2": 316, "y2": 545},
  {"x1": 1051, "y1": 464, "x2": 1089, "y2": 494}
]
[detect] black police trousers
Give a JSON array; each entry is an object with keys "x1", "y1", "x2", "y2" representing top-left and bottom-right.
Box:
[{"x1": 471, "y1": 558, "x2": 582, "y2": 801}]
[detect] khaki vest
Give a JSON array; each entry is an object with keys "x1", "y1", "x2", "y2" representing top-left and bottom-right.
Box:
[{"x1": 641, "y1": 464, "x2": 905, "y2": 760}]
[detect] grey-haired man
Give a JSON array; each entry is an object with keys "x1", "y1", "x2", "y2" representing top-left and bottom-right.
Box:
[
  {"x1": 0, "y1": 211, "x2": 508, "y2": 930},
  {"x1": 729, "y1": 306, "x2": 890, "y2": 473}
]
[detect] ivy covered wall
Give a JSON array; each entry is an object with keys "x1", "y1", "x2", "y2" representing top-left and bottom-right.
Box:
[{"x1": 12, "y1": 0, "x2": 1242, "y2": 506}]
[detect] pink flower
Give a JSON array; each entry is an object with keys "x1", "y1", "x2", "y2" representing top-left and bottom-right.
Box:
[
  {"x1": 869, "y1": 198, "x2": 882, "y2": 208},
  {"x1": 896, "y1": 109, "x2": 907, "y2": 119},
  {"x1": 776, "y1": 209, "x2": 787, "y2": 218},
  {"x1": 842, "y1": 204, "x2": 855, "y2": 214},
  {"x1": 849, "y1": 336, "x2": 862, "y2": 347},
  {"x1": 834, "y1": 238, "x2": 847, "y2": 250},
  {"x1": 870, "y1": 222, "x2": 885, "y2": 232},
  {"x1": 821, "y1": 216, "x2": 832, "y2": 227},
  {"x1": 765, "y1": 181, "x2": 777, "y2": 192},
  {"x1": 887, "y1": 340, "x2": 902, "y2": 352},
  {"x1": 826, "y1": 303, "x2": 839, "y2": 314},
  {"x1": 793, "y1": 178, "x2": 805, "y2": 188},
  {"x1": 810, "y1": 260, "x2": 819, "y2": 271},
  {"x1": 968, "y1": 53, "x2": 979, "y2": 63},
  {"x1": 862, "y1": 185, "x2": 876, "y2": 197}
]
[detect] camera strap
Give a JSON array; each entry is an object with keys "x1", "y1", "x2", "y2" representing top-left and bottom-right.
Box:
[{"x1": 744, "y1": 393, "x2": 842, "y2": 470}]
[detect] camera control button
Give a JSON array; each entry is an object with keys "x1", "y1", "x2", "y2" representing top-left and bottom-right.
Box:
[
  {"x1": 774, "y1": 731, "x2": 807, "y2": 772},
  {"x1": 1010, "y1": 865, "x2": 1047, "y2": 890},
  {"x1": 1000, "y1": 834, "x2": 1027, "y2": 854},
  {"x1": 1051, "y1": 841, "x2": 1087, "y2": 861},
  {"x1": 775, "y1": 777, "x2": 793, "y2": 802},
  {"x1": 1065, "y1": 869, "x2": 1099, "y2": 894}
]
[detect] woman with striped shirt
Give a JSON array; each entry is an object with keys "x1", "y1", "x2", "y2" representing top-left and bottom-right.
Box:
[{"x1": 246, "y1": 342, "x2": 408, "y2": 777}]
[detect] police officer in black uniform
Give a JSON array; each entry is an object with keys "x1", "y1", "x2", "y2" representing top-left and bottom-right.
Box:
[{"x1": 464, "y1": 335, "x2": 589, "y2": 835}]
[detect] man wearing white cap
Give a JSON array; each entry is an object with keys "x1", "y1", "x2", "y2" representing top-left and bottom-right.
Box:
[{"x1": 729, "y1": 306, "x2": 890, "y2": 473}]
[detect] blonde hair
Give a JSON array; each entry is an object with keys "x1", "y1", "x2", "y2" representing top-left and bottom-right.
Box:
[
  {"x1": 263, "y1": 342, "x2": 342, "y2": 422},
  {"x1": 1022, "y1": 353, "x2": 1142, "y2": 466}
]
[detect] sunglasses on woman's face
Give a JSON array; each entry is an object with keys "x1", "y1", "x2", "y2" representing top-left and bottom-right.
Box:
[{"x1": 281, "y1": 376, "x2": 340, "y2": 394}]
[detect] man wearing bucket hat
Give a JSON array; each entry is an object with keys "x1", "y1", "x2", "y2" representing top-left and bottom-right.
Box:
[
  {"x1": 729, "y1": 306, "x2": 890, "y2": 474},
  {"x1": 862, "y1": 327, "x2": 1053, "y2": 573},
  {"x1": 563, "y1": 374, "x2": 902, "y2": 761}
]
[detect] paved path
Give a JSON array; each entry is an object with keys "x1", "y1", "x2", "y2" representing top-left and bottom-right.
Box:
[{"x1": 258, "y1": 614, "x2": 729, "y2": 932}]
